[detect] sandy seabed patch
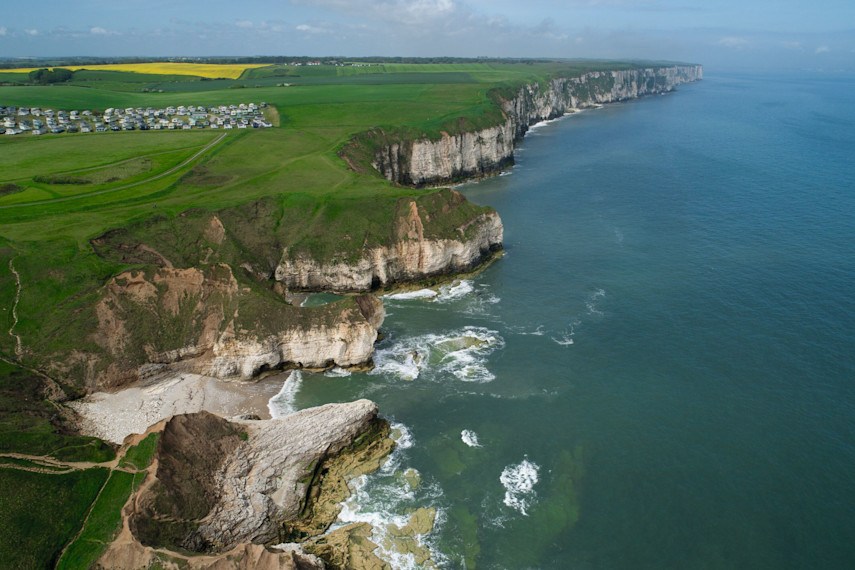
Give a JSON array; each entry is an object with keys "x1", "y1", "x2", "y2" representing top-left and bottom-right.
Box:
[{"x1": 70, "y1": 373, "x2": 289, "y2": 444}]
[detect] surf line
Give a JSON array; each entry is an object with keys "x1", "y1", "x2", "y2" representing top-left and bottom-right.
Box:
[{"x1": 8, "y1": 258, "x2": 22, "y2": 356}]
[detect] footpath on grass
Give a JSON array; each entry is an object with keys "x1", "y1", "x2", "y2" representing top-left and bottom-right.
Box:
[
  {"x1": 0, "y1": 428, "x2": 162, "y2": 569},
  {"x1": 0, "y1": 131, "x2": 227, "y2": 210}
]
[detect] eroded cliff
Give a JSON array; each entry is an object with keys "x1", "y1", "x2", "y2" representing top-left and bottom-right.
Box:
[
  {"x1": 274, "y1": 189, "x2": 503, "y2": 291},
  {"x1": 365, "y1": 65, "x2": 703, "y2": 187},
  {"x1": 125, "y1": 401, "x2": 393, "y2": 559},
  {"x1": 48, "y1": 262, "x2": 383, "y2": 392}
]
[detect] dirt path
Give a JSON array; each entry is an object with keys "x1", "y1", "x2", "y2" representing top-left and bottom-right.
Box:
[
  {"x1": 0, "y1": 451, "x2": 123, "y2": 472},
  {"x1": 0, "y1": 132, "x2": 228, "y2": 210},
  {"x1": 7, "y1": 258, "x2": 22, "y2": 356}
]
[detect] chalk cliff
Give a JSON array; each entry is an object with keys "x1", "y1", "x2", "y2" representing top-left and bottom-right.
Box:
[
  {"x1": 369, "y1": 65, "x2": 703, "y2": 187},
  {"x1": 274, "y1": 188, "x2": 503, "y2": 292},
  {"x1": 52, "y1": 264, "x2": 383, "y2": 391},
  {"x1": 126, "y1": 401, "x2": 392, "y2": 556}
]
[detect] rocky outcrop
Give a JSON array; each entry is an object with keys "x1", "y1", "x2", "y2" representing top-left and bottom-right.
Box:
[
  {"x1": 370, "y1": 65, "x2": 703, "y2": 187},
  {"x1": 275, "y1": 189, "x2": 503, "y2": 292},
  {"x1": 129, "y1": 400, "x2": 394, "y2": 555},
  {"x1": 60, "y1": 264, "x2": 384, "y2": 391}
]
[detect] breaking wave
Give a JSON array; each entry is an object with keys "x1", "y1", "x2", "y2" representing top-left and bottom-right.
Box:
[
  {"x1": 371, "y1": 326, "x2": 504, "y2": 383},
  {"x1": 461, "y1": 429, "x2": 482, "y2": 447},
  {"x1": 382, "y1": 280, "x2": 499, "y2": 315},
  {"x1": 383, "y1": 289, "x2": 438, "y2": 301},
  {"x1": 336, "y1": 422, "x2": 447, "y2": 569},
  {"x1": 500, "y1": 458, "x2": 540, "y2": 516},
  {"x1": 267, "y1": 371, "x2": 302, "y2": 418}
]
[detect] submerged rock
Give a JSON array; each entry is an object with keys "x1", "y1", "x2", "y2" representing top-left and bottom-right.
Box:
[{"x1": 302, "y1": 522, "x2": 390, "y2": 570}]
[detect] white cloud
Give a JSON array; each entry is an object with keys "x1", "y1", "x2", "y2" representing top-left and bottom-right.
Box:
[
  {"x1": 717, "y1": 36, "x2": 747, "y2": 48},
  {"x1": 296, "y1": 23, "x2": 330, "y2": 34},
  {"x1": 815, "y1": 45, "x2": 829, "y2": 54},
  {"x1": 235, "y1": 20, "x2": 254, "y2": 28},
  {"x1": 90, "y1": 26, "x2": 111, "y2": 35},
  {"x1": 293, "y1": 0, "x2": 462, "y2": 25},
  {"x1": 0, "y1": 26, "x2": 6, "y2": 36},
  {"x1": 25, "y1": 29, "x2": 39, "y2": 36}
]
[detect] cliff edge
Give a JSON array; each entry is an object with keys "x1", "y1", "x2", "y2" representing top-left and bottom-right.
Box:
[{"x1": 357, "y1": 65, "x2": 702, "y2": 187}]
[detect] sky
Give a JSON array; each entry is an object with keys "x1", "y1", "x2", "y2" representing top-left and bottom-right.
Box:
[{"x1": 1, "y1": 0, "x2": 853, "y2": 71}]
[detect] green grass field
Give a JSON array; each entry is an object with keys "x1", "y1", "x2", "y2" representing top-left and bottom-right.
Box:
[
  {"x1": 56, "y1": 470, "x2": 146, "y2": 570},
  {"x1": 0, "y1": 466, "x2": 110, "y2": 569},
  {"x1": 0, "y1": 60, "x2": 681, "y2": 373}
]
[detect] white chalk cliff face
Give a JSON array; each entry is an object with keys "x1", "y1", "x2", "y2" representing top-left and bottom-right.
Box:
[
  {"x1": 74, "y1": 265, "x2": 384, "y2": 390},
  {"x1": 195, "y1": 400, "x2": 382, "y2": 549},
  {"x1": 125, "y1": 401, "x2": 388, "y2": 555},
  {"x1": 274, "y1": 190, "x2": 504, "y2": 292},
  {"x1": 372, "y1": 65, "x2": 703, "y2": 187}
]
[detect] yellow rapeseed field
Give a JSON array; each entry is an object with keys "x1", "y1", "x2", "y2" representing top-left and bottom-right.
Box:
[{"x1": 0, "y1": 62, "x2": 269, "y2": 79}]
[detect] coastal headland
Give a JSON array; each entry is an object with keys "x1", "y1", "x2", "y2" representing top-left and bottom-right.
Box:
[{"x1": 0, "y1": 59, "x2": 700, "y2": 568}]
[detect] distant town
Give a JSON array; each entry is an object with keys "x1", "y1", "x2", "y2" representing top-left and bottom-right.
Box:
[{"x1": 0, "y1": 102, "x2": 273, "y2": 136}]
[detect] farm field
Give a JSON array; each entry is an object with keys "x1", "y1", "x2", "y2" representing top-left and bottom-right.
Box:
[
  {"x1": 0, "y1": 62, "x2": 269, "y2": 79},
  {"x1": 0, "y1": 79, "x2": 493, "y2": 243}
]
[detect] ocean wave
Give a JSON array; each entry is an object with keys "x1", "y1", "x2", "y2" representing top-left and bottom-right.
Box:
[
  {"x1": 382, "y1": 289, "x2": 438, "y2": 301},
  {"x1": 371, "y1": 326, "x2": 504, "y2": 383},
  {"x1": 435, "y1": 280, "x2": 473, "y2": 302},
  {"x1": 551, "y1": 320, "x2": 579, "y2": 346},
  {"x1": 586, "y1": 288, "x2": 606, "y2": 315},
  {"x1": 267, "y1": 370, "x2": 302, "y2": 418},
  {"x1": 335, "y1": 422, "x2": 446, "y2": 569},
  {"x1": 461, "y1": 429, "x2": 482, "y2": 447},
  {"x1": 500, "y1": 458, "x2": 540, "y2": 516},
  {"x1": 391, "y1": 421, "x2": 414, "y2": 450},
  {"x1": 323, "y1": 366, "x2": 352, "y2": 378},
  {"x1": 382, "y1": 280, "x2": 500, "y2": 318}
]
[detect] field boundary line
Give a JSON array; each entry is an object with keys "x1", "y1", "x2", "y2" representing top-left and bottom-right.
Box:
[
  {"x1": 0, "y1": 132, "x2": 227, "y2": 210},
  {"x1": 7, "y1": 258, "x2": 22, "y2": 356}
]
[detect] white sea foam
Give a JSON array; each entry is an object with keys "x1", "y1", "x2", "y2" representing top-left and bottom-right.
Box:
[
  {"x1": 383, "y1": 279, "x2": 501, "y2": 316},
  {"x1": 435, "y1": 279, "x2": 474, "y2": 302},
  {"x1": 500, "y1": 458, "x2": 540, "y2": 516},
  {"x1": 551, "y1": 320, "x2": 579, "y2": 346},
  {"x1": 527, "y1": 115, "x2": 566, "y2": 132},
  {"x1": 461, "y1": 429, "x2": 482, "y2": 447},
  {"x1": 586, "y1": 288, "x2": 606, "y2": 315},
  {"x1": 267, "y1": 371, "x2": 302, "y2": 418},
  {"x1": 383, "y1": 288, "x2": 438, "y2": 301},
  {"x1": 516, "y1": 324, "x2": 545, "y2": 336},
  {"x1": 333, "y1": 421, "x2": 447, "y2": 570},
  {"x1": 371, "y1": 326, "x2": 504, "y2": 384},
  {"x1": 391, "y1": 421, "x2": 415, "y2": 450},
  {"x1": 324, "y1": 366, "x2": 352, "y2": 378}
]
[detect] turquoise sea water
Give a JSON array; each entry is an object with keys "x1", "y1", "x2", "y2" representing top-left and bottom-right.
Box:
[{"x1": 290, "y1": 71, "x2": 855, "y2": 568}]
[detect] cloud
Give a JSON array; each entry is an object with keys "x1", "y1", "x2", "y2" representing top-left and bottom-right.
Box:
[
  {"x1": 296, "y1": 23, "x2": 330, "y2": 34},
  {"x1": 815, "y1": 45, "x2": 829, "y2": 54},
  {"x1": 717, "y1": 36, "x2": 747, "y2": 48},
  {"x1": 235, "y1": 20, "x2": 254, "y2": 28},
  {"x1": 89, "y1": 26, "x2": 119, "y2": 35},
  {"x1": 0, "y1": 26, "x2": 6, "y2": 37},
  {"x1": 293, "y1": 0, "x2": 462, "y2": 25},
  {"x1": 25, "y1": 29, "x2": 39, "y2": 36}
]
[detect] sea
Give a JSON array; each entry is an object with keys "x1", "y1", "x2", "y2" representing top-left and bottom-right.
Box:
[{"x1": 271, "y1": 71, "x2": 855, "y2": 569}]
